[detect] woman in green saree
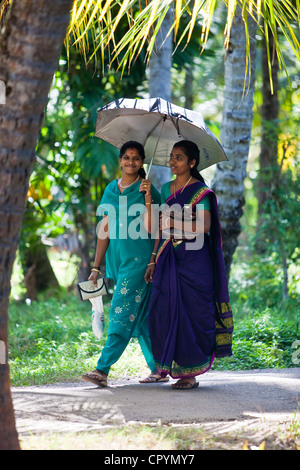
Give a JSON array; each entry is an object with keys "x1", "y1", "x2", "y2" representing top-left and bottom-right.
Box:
[{"x1": 82, "y1": 141, "x2": 165, "y2": 387}]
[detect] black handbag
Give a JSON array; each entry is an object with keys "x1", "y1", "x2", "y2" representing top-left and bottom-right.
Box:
[{"x1": 77, "y1": 278, "x2": 108, "y2": 301}]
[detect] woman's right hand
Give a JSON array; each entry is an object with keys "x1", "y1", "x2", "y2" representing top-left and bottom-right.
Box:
[
  {"x1": 88, "y1": 270, "x2": 99, "y2": 287},
  {"x1": 144, "y1": 264, "x2": 156, "y2": 284},
  {"x1": 139, "y1": 178, "x2": 152, "y2": 198}
]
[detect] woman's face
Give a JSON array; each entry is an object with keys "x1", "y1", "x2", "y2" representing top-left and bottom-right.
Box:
[
  {"x1": 120, "y1": 148, "x2": 143, "y2": 176},
  {"x1": 169, "y1": 146, "x2": 195, "y2": 176}
]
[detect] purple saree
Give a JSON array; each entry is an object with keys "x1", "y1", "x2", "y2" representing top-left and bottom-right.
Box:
[{"x1": 148, "y1": 181, "x2": 233, "y2": 379}]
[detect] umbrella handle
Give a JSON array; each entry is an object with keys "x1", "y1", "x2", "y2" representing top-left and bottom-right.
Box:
[
  {"x1": 141, "y1": 173, "x2": 148, "y2": 194},
  {"x1": 142, "y1": 114, "x2": 166, "y2": 194}
]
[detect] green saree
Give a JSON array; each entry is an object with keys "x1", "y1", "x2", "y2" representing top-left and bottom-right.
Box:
[{"x1": 97, "y1": 179, "x2": 160, "y2": 340}]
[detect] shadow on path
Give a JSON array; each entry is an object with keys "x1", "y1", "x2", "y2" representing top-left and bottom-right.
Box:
[{"x1": 12, "y1": 368, "x2": 300, "y2": 437}]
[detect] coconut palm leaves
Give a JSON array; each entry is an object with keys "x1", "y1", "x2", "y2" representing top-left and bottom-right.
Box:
[
  {"x1": 66, "y1": 0, "x2": 300, "y2": 80},
  {"x1": 0, "y1": 0, "x2": 11, "y2": 26}
]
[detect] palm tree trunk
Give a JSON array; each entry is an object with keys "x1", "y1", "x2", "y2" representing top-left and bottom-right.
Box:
[
  {"x1": 212, "y1": 9, "x2": 257, "y2": 279},
  {"x1": 22, "y1": 239, "x2": 60, "y2": 299},
  {"x1": 257, "y1": 28, "x2": 279, "y2": 217},
  {"x1": 0, "y1": 0, "x2": 73, "y2": 450},
  {"x1": 184, "y1": 65, "x2": 194, "y2": 109},
  {"x1": 147, "y1": 6, "x2": 172, "y2": 190},
  {"x1": 255, "y1": 28, "x2": 279, "y2": 255}
]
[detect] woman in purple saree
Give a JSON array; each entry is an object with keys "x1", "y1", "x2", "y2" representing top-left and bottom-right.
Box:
[{"x1": 145, "y1": 141, "x2": 233, "y2": 390}]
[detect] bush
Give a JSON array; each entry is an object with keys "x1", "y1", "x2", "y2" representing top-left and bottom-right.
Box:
[
  {"x1": 8, "y1": 292, "x2": 151, "y2": 386},
  {"x1": 212, "y1": 250, "x2": 300, "y2": 372},
  {"x1": 213, "y1": 308, "x2": 299, "y2": 371}
]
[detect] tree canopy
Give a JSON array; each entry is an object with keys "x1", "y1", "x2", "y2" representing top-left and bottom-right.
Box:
[{"x1": 66, "y1": 0, "x2": 300, "y2": 88}]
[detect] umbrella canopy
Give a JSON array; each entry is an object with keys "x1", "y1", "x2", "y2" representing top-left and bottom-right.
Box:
[{"x1": 95, "y1": 97, "x2": 228, "y2": 173}]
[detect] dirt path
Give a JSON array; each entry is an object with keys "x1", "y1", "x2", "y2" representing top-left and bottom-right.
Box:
[{"x1": 12, "y1": 368, "x2": 300, "y2": 449}]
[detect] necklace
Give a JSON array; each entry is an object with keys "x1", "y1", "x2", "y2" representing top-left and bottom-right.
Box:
[
  {"x1": 173, "y1": 176, "x2": 192, "y2": 198},
  {"x1": 118, "y1": 175, "x2": 140, "y2": 189}
]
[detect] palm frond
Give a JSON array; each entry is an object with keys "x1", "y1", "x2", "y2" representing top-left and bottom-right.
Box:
[
  {"x1": 224, "y1": 0, "x2": 237, "y2": 49},
  {"x1": 66, "y1": 0, "x2": 300, "y2": 86},
  {"x1": 0, "y1": 0, "x2": 11, "y2": 24},
  {"x1": 174, "y1": 0, "x2": 183, "y2": 37},
  {"x1": 109, "y1": 0, "x2": 172, "y2": 67},
  {"x1": 186, "y1": 0, "x2": 203, "y2": 43},
  {"x1": 200, "y1": 0, "x2": 217, "y2": 45}
]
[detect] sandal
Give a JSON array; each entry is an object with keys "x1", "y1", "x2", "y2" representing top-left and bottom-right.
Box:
[
  {"x1": 82, "y1": 369, "x2": 108, "y2": 387},
  {"x1": 139, "y1": 373, "x2": 169, "y2": 383},
  {"x1": 171, "y1": 378, "x2": 199, "y2": 390}
]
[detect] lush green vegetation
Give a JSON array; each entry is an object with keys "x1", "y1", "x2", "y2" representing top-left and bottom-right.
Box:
[
  {"x1": 7, "y1": 4, "x2": 299, "y2": 389},
  {"x1": 8, "y1": 291, "x2": 155, "y2": 387},
  {"x1": 8, "y1": 247, "x2": 300, "y2": 387}
]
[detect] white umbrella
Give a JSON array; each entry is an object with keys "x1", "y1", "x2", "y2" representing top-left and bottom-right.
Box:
[{"x1": 95, "y1": 97, "x2": 228, "y2": 176}]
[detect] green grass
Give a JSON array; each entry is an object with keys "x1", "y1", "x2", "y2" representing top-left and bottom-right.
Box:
[{"x1": 8, "y1": 291, "x2": 152, "y2": 386}]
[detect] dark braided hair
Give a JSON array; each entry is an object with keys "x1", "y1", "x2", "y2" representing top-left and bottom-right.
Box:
[
  {"x1": 119, "y1": 141, "x2": 146, "y2": 178},
  {"x1": 173, "y1": 140, "x2": 205, "y2": 184}
]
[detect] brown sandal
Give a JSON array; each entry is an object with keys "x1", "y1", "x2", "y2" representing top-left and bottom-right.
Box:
[
  {"x1": 139, "y1": 373, "x2": 169, "y2": 383},
  {"x1": 171, "y1": 378, "x2": 199, "y2": 390},
  {"x1": 82, "y1": 369, "x2": 108, "y2": 387}
]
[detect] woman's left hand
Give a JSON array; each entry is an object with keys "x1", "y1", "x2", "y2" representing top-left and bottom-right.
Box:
[
  {"x1": 88, "y1": 270, "x2": 99, "y2": 287},
  {"x1": 139, "y1": 178, "x2": 152, "y2": 198},
  {"x1": 144, "y1": 264, "x2": 156, "y2": 284},
  {"x1": 160, "y1": 211, "x2": 174, "y2": 231}
]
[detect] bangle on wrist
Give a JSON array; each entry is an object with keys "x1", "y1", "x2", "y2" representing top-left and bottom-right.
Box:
[
  {"x1": 91, "y1": 268, "x2": 100, "y2": 273},
  {"x1": 147, "y1": 262, "x2": 156, "y2": 266}
]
